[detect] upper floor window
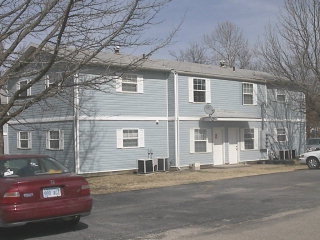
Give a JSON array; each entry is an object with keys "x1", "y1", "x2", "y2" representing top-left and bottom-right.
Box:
[
  {"x1": 242, "y1": 83, "x2": 257, "y2": 105},
  {"x1": 116, "y1": 128, "x2": 145, "y2": 148},
  {"x1": 188, "y1": 77, "x2": 211, "y2": 103},
  {"x1": 17, "y1": 131, "x2": 32, "y2": 149},
  {"x1": 190, "y1": 128, "x2": 212, "y2": 153},
  {"x1": 116, "y1": 74, "x2": 143, "y2": 93},
  {"x1": 45, "y1": 73, "x2": 63, "y2": 89},
  {"x1": 46, "y1": 130, "x2": 64, "y2": 150},
  {"x1": 276, "y1": 89, "x2": 286, "y2": 103},
  {"x1": 17, "y1": 80, "x2": 31, "y2": 98}
]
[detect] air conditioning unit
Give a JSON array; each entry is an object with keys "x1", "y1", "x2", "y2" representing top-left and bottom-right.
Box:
[
  {"x1": 279, "y1": 149, "x2": 296, "y2": 160},
  {"x1": 137, "y1": 159, "x2": 154, "y2": 174},
  {"x1": 157, "y1": 158, "x2": 169, "y2": 171}
]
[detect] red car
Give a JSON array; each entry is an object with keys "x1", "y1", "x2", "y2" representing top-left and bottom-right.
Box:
[{"x1": 0, "y1": 155, "x2": 92, "y2": 227}]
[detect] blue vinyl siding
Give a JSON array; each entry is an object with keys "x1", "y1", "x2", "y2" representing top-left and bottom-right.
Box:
[
  {"x1": 8, "y1": 77, "x2": 74, "y2": 120},
  {"x1": 78, "y1": 120, "x2": 168, "y2": 173},
  {"x1": 6, "y1": 56, "x2": 305, "y2": 173},
  {"x1": 79, "y1": 71, "x2": 168, "y2": 117},
  {"x1": 7, "y1": 121, "x2": 75, "y2": 171},
  {"x1": 178, "y1": 75, "x2": 263, "y2": 118},
  {"x1": 178, "y1": 121, "x2": 213, "y2": 166}
]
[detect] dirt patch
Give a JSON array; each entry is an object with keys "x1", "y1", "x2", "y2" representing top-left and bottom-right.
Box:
[{"x1": 86, "y1": 164, "x2": 307, "y2": 195}]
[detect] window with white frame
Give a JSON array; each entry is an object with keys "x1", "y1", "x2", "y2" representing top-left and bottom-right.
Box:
[
  {"x1": 190, "y1": 128, "x2": 212, "y2": 153},
  {"x1": 116, "y1": 74, "x2": 143, "y2": 93},
  {"x1": 46, "y1": 130, "x2": 64, "y2": 150},
  {"x1": 276, "y1": 89, "x2": 286, "y2": 103},
  {"x1": 193, "y1": 78, "x2": 206, "y2": 102},
  {"x1": 241, "y1": 128, "x2": 258, "y2": 150},
  {"x1": 45, "y1": 73, "x2": 63, "y2": 89},
  {"x1": 117, "y1": 129, "x2": 144, "y2": 148},
  {"x1": 17, "y1": 131, "x2": 32, "y2": 149},
  {"x1": 17, "y1": 80, "x2": 31, "y2": 97},
  {"x1": 242, "y1": 83, "x2": 257, "y2": 105},
  {"x1": 194, "y1": 129, "x2": 207, "y2": 152},
  {"x1": 188, "y1": 77, "x2": 211, "y2": 103},
  {"x1": 276, "y1": 128, "x2": 287, "y2": 142},
  {"x1": 243, "y1": 129, "x2": 254, "y2": 149}
]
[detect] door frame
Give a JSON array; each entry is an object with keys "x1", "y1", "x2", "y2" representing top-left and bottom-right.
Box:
[
  {"x1": 227, "y1": 127, "x2": 239, "y2": 164},
  {"x1": 212, "y1": 127, "x2": 225, "y2": 165}
]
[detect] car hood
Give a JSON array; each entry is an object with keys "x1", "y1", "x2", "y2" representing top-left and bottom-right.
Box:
[{"x1": 302, "y1": 150, "x2": 320, "y2": 156}]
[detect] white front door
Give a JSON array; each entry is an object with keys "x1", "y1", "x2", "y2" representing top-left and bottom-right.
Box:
[
  {"x1": 228, "y1": 128, "x2": 239, "y2": 164},
  {"x1": 213, "y1": 128, "x2": 224, "y2": 165}
]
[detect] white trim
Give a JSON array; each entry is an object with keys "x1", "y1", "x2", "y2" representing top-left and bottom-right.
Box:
[
  {"x1": 116, "y1": 129, "x2": 123, "y2": 148},
  {"x1": 174, "y1": 71, "x2": 180, "y2": 168},
  {"x1": 46, "y1": 130, "x2": 64, "y2": 150},
  {"x1": 240, "y1": 128, "x2": 259, "y2": 150},
  {"x1": 190, "y1": 128, "x2": 212, "y2": 153},
  {"x1": 74, "y1": 73, "x2": 80, "y2": 174},
  {"x1": 206, "y1": 79, "x2": 211, "y2": 103},
  {"x1": 17, "y1": 131, "x2": 32, "y2": 149},
  {"x1": 253, "y1": 83, "x2": 257, "y2": 105},
  {"x1": 188, "y1": 77, "x2": 193, "y2": 102},
  {"x1": 116, "y1": 74, "x2": 144, "y2": 93},
  {"x1": 116, "y1": 128, "x2": 145, "y2": 149},
  {"x1": 190, "y1": 128, "x2": 195, "y2": 153},
  {"x1": 9, "y1": 115, "x2": 305, "y2": 124},
  {"x1": 17, "y1": 79, "x2": 31, "y2": 96}
]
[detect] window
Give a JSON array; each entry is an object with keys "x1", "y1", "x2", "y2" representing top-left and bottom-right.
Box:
[
  {"x1": 193, "y1": 78, "x2": 206, "y2": 102},
  {"x1": 188, "y1": 77, "x2": 211, "y2": 103},
  {"x1": 276, "y1": 128, "x2": 287, "y2": 142},
  {"x1": 243, "y1": 129, "x2": 254, "y2": 150},
  {"x1": 46, "y1": 130, "x2": 64, "y2": 150},
  {"x1": 190, "y1": 128, "x2": 212, "y2": 153},
  {"x1": 45, "y1": 73, "x2": 62, "y2": 89},
  {"x1": 241, "y1": 128, "x2": 259, "y2": 150},
  {"x1": 123, "y1": 129, "x2": 138, "y2": 147},
  {"x1": 194, "y1": 129, "x2": 207, "y2": 152},
  {"x1": 0, "y1": 157, "x2": 69, "y2": 178},
  {"x1": 242, "y1": 83, "x2": 257, "y2": 105},
  {"x1": 122, "y1": 74, "x2": 138, "y2": 92},
  {"x1": 17, "y1": 80, "x2": 31, "y2": 97},
  {"x1": 17, "y1": 131, "x2": 32, "y2": 149},
  {"x1": 276, "y1": 89, "x2": 286, "y2": 102},
  {"x1": 117, "y1": 129, "x2": 144, "y2": 148},
  {"x1": 116, "y1": 74, "x2": 143, "y2": 93}
]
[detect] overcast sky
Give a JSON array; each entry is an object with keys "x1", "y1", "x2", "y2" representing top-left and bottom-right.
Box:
[{"x1": 131, "y1": 0, "x2": 285, "y2": 60}]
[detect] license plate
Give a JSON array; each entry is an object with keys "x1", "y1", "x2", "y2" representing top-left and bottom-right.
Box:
[{"x1": 43, "y1": 187, "x2": 61, "y2": 198}]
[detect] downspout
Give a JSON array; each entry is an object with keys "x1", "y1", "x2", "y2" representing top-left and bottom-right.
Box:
[
  {"x1": 74, "y1": 73, "x2": 80, "y2": 174},
  {"x1": 172, "y1": 70, "x2": 180, "y2": 169}
]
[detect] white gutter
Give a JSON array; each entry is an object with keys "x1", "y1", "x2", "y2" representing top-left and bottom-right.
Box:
[
  {"x1": 172, "y1": 70, "x2": 180, "y2": 169},
  {"x1": 74, "y1": 74, "x2": 80, "y2": 174}
]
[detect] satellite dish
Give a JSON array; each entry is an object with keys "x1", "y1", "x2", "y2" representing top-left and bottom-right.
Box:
[{"x1": 204, "y1": 104, "x2": 215, "y2": 115}]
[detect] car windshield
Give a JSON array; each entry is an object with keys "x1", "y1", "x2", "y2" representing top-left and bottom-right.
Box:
[
  {"x1": 0, "y1": 157, "x2": 70, "y2": 178},
  {"x1": 307, "y1": 139, "x2": 320, "y2": 145}
]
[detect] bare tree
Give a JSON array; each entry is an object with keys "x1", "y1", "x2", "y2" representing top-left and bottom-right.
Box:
[
  {"x1": 257, "y1": 0, "x2": 320, "y2": 137},
  {"x1": 203, "y1": 21, "x2": 251, "y2": 69},
  {"x1": 0, "y1": 0, "x2": 175, "y2": 153},
  {"x1": 169, "y1": 42, "x2": 209, "y2": 64}
]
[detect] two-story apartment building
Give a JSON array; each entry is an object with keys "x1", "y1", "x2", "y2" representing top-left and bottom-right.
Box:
[{"x1": 6, "y1": 49, "x2": 306, "y2": 174}]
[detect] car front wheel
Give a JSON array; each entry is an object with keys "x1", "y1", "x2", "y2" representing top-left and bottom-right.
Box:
[{"x1": 307, "y1": 157, "x2": 320, "y2": 169}]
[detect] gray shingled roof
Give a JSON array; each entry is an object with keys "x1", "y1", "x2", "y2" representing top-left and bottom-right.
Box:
[
  {"x1": 27, "y1": 43, "x2": 275, "y2": 84},
  {"x1": 91, "y1": 51, "x2": 275, "y2": 83}
]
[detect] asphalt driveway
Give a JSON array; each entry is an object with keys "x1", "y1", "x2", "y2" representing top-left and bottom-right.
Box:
[{"x1": 2, "y1": 168, "x2": 320, "y2": 240}]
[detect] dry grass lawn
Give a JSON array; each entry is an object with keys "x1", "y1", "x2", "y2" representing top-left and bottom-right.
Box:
[{"x1": 87, "y1": 163, "x2": 307, "y2": 195}]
